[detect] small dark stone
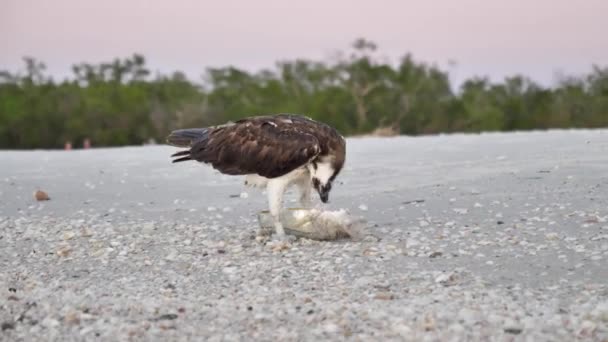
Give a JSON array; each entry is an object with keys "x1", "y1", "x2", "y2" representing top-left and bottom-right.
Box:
[
  {"x1": 154, "y1": 314, "x2": 178, "y2": 321},
  {"x1": 497, "y1": 221, "x2": 504, "y2": 225},
  {"x1": 504, "y1": 327, "x2": 522, "y2": 334},
  {"x1": 217, "y1": 249, "x2": 226, "y2": 254},
  {"x1": 1, "y1": 322, "x2": 15, "y2": 331},
  {"x1": 247, "y1": 306, "x2": 253, "y2": 311},
  {"x1": 178, "y1": 307, "x2": 186, "y2": 313},
  {"x1": 307, "y1": 309, "x2": 314, "y2": 315},
  {"x1": 429, "y1": 251, "x2": 443, "y2": 258},
  {"x1": 7, "y1": 295, "x2": 18, "y2": 301},
  {"x1": 8, "y1": 287, "x2": 16, "y2": 293},
  {"x1": 402, "y1": 199, "x2": 425, "y2": 205},
  {"x1": 202, "y1": 252, "x2": 209, "y2": 257}
]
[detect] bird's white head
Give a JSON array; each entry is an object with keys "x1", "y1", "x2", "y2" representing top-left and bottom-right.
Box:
[{"x1": 307, "y1": 158, "x2": 340, "y2": 203}]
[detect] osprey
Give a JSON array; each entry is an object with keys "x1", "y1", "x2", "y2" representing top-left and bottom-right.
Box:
[{"x1": 166, "y1": 114, "x2": 346, "y2": 240}]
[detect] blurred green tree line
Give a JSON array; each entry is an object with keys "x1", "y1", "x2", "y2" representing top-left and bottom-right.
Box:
[{"x1": 1, "y1": 38, "x2": 607, "y2": 149}]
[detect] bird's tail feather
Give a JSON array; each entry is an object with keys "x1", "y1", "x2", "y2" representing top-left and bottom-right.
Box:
[
  {"x1": 171, "y1": 155, "x2": 192, "y2": 163},
  {"x1": 166, "y1": 128, "x2": 210, "y2": 163},
  {"x1": 170, "y1": 150, "x2": 190, "y2": 157},
  {"x1": 166, "y1": 128, "x2": 209, "y2": 148},
  {"x1": 170, "y1": 150, "x2": 191, "y2": 163}
]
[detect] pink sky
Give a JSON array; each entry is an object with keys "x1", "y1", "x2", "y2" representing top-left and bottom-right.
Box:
[{"x1": 2, "y1": 0, "x2": 607, "y2": 87}]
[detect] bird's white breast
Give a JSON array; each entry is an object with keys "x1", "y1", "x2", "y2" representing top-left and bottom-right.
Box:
[
  {"x1": 244, "y1": 167, "x2": 310, "y2": 189},
  {"x1": 244, "y1": 174, "x2": 269, "y2": 188}
]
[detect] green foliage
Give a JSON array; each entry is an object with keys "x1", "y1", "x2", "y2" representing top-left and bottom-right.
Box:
[{"x1": 1, "y1": 40, "x2": 607, "y2": 149}]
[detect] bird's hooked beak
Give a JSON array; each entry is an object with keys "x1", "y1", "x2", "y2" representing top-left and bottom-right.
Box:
[
  {"x1": 313, "y1": 179, "x2": 331, "y2": 203},
  {"x1": 319, "y1": 187, "x2": 329, "y2": 203}
]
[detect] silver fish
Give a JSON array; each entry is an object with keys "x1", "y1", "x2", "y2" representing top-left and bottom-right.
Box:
[{"x1": 257, "y1": 208, "x2": 358, "y2": 241}]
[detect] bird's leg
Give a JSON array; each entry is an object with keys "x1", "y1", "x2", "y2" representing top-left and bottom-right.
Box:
[
  {"x1": 267, "y1": 180, "x2": 287, "y2": 238},
  {"x1": 296, "y1": 179, "x2": 312, "y2": 209}
]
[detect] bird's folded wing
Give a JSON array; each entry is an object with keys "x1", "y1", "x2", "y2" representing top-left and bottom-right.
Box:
[{"x1": 190, "y1": 118, "x2": 321, "y2": 178}]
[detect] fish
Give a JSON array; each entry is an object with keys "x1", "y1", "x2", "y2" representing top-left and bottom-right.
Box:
[{"x1": 257, "y1": 207, "x2": 364, "y2": 241}]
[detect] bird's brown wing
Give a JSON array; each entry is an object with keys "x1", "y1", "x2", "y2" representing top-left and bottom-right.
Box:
[{"x1": 188, "y1": 116, "x2": 321, "y2": 178}]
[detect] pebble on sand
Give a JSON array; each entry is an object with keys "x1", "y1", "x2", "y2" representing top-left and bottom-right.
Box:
[
  {"x1": 34, "y1": 190, "x2": 50, "y2": 201},
  {"x1": 56, "y1": 246, "x2": 72, "y2": 257}
]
